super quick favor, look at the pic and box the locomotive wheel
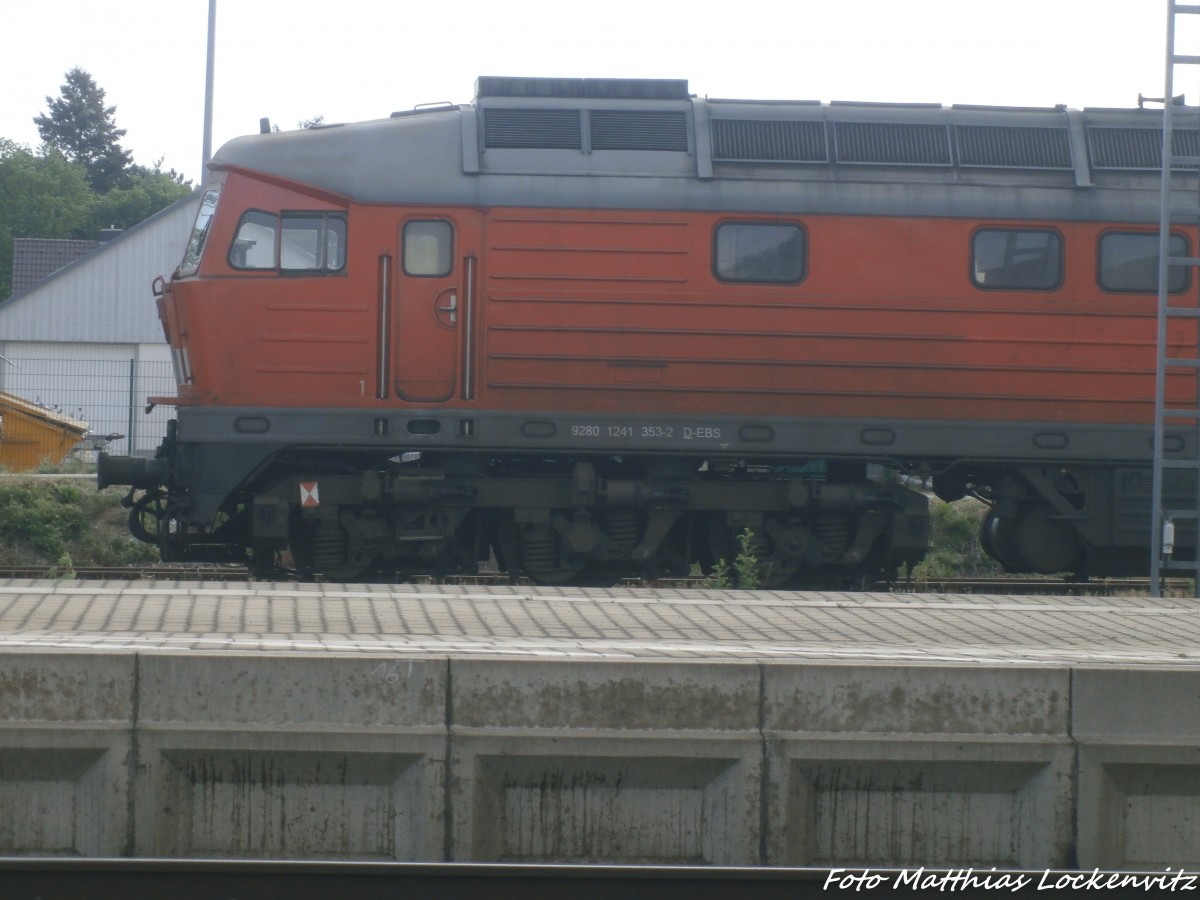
[249,547,284,580]
[980,509,1023,571]
[981,505,1083,574]
[515,522,588,584]
[1011,505,1083,575]
[291,521,373,581]
[129,489,168,545]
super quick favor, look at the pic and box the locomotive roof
[210,77,1190,223]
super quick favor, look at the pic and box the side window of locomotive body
[229,210,278,269]
[179,189,219,275]
[403,220,453,276]
[1099,232,1190,293]
[714,222,806,284]
[971,229,1062,290]
[281,213,347,272]
[229,210,347,272]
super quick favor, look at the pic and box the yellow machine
[0,392,88,472]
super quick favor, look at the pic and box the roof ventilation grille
[476,76,689,101]
[834,122,951,166]
[483,108,582,150]
[1088,126,1200,170]
[711,119,828,162]
[590,110,688,151]
[958,124,1072,169]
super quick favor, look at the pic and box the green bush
[0,481,86,561]
[910,498,1003,580]
[0,477,158,567]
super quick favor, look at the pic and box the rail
[0,565,1184,595]
[0,860,1179,900]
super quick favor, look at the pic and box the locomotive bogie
[199,448,931,585]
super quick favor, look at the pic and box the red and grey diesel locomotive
[99,77,1199,585]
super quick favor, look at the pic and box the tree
[87,161,193,235]
[0,71,194,299]
[0,139,94,299]
[34,67,134,193]
[270,116,325,133]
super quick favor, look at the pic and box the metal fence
[0,358,176,459]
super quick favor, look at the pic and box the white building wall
[0,193,200,344]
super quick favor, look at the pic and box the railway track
[892,575,1190,595]
[0,563,254,581]
[0,860,1170,900]
[0,563,1181,594]
[0,861,829,900]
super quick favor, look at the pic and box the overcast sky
[0,1,1180,186]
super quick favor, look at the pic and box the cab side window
[281,213,347,271]
[229,210,277,269]
[229,210,347,273]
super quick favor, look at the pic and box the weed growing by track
[707,528,763,588]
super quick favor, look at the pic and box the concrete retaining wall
[0,649,1195,867]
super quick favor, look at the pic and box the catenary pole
[201,0,216,181]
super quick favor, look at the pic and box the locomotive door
[392,214,478,402]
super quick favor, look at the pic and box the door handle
[438,293,458,324]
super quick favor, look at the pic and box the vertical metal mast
[1152,1,1200,597]
[201,0,217,181]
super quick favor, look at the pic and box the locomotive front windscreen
[180,188,219,276]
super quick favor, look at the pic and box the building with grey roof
[10,238,98,294]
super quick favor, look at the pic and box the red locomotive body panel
[479,210,1192,425]
[168,196,1193,427]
